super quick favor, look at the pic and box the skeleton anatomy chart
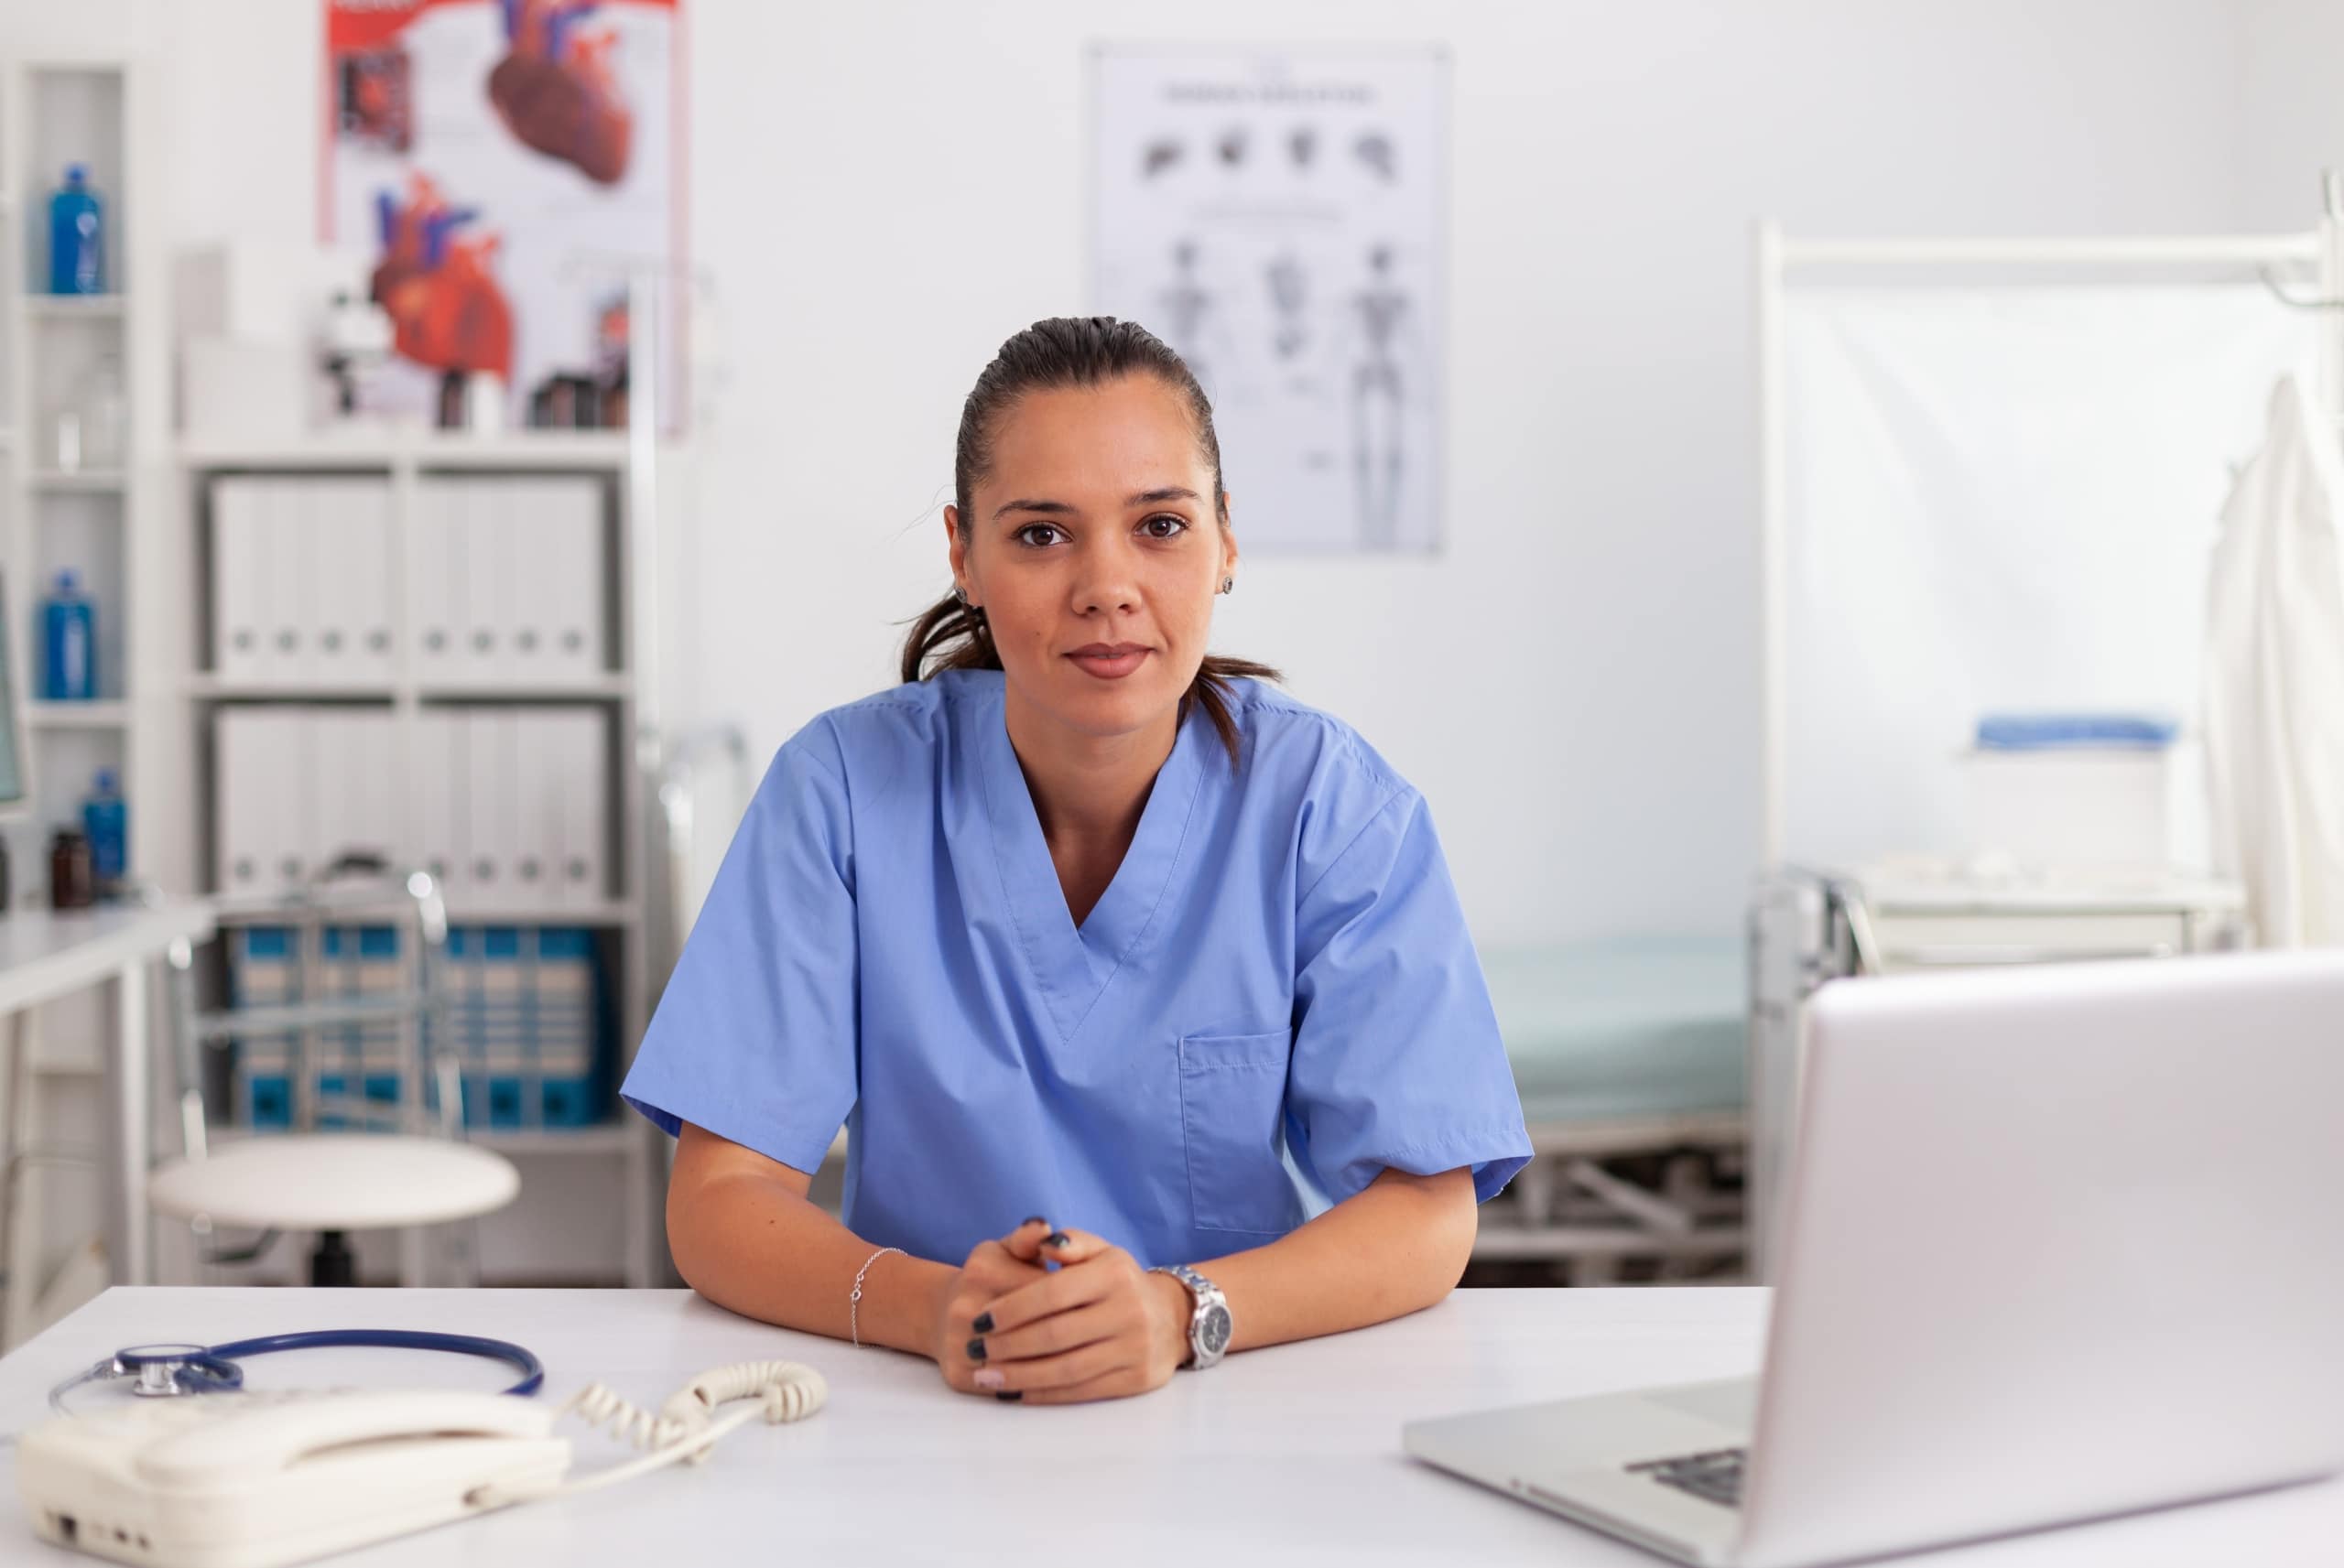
[1091,46,1448,554]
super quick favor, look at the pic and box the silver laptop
[1405,949,2344,1567]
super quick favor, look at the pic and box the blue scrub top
[622,669,1532,1270]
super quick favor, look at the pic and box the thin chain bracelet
[850,1246,904,1347]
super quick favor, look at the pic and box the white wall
[95,0,2280,946]
[2239,0,2344,230]
[670,0,2263,945]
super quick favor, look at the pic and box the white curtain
[1782,286,2317,871]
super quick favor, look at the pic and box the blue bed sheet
[1476,936,1748,1128]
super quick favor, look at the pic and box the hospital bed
[1470,937,1748,1282]
[1747,865,2250,1281]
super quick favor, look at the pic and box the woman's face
[948,373,1238,742]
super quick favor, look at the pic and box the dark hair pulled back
[899,315,1281,769]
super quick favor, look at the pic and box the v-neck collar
[974,675,1208,1044]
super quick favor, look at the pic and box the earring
[953,584,986,624]
[1219,577,1234,595]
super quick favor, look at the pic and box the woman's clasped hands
[929,1217,1194,1404]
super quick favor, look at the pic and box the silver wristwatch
[1150,1262,1232,1370]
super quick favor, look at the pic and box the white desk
[0,902,216,1325]
[0,1286,2336,1565]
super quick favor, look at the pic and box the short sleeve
[1285,787,1532,1207]
[619,722,858,1175]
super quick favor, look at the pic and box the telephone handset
[136,1389,560,1486]
[18,1360,826,1568]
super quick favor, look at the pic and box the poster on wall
[1090,45,1448,554]
[324,0,683,430]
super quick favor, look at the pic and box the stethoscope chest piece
[113,1345,243,1399]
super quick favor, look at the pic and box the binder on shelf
[365,708,403,867]
[308,708,356,876]
[315,925,364,1130]
[211,478,265,684]
[228,926,293,1129]
[411,708,467,900]
[352,478,398,687]
[213,708,266,898]
[411,479,461,687]
[309,477,396,688]
[363,710,402,867]
[557,476,608,683]
[556,709,608,906]
[481,925,531,1127]
[352,924,407,1114]
[514,708,607,908]
[215,708,316,898]
[299,479,346,687]
[444,925,484,1120]
[310,708,400,875]
[463,708,517,899]
[455,481,513,685]
[535,927,605,1125]
[505,481,548,684]
[514,478,605,686]
[272,710,320,891]
[259,480,310,685]
[512,711,557,903]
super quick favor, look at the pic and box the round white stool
[148,1135,518,1286]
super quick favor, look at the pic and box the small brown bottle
[49,828,93,911]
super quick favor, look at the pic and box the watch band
[1151,1263,1232,1370]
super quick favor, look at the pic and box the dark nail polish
[1045,1231,1071,1248]
[995,1390,1024,1402]
[966,1336,987,1362]
[971,1312,994,1335]
[1022,1216,1047,1227]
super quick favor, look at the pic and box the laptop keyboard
[1625,1447,1747,1509]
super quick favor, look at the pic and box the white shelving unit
[0,56,150,901]
[0,53,167,1325]
[168,433,663,1286]
[2,56,675,1290]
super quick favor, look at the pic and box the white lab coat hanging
[2203,375,2344,946]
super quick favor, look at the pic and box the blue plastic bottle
[82,769,126,888]
[42,571,95,701]
[47,164,103,296]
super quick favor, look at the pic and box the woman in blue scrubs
[624,317,1530,1405]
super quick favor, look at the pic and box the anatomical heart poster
[324,0,682,429]
[1091,45,1448,554]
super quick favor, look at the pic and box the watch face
[1200,1305,1232,1356]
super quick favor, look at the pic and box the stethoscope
[47,1331,545,1416]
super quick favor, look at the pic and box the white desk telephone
[16,1360,826,1568]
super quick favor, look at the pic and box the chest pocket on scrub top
[1177,1031,1297,1234]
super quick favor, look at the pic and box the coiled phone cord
[470,1358,829,1508]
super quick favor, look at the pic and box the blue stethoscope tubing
[49,1330,544,1414]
